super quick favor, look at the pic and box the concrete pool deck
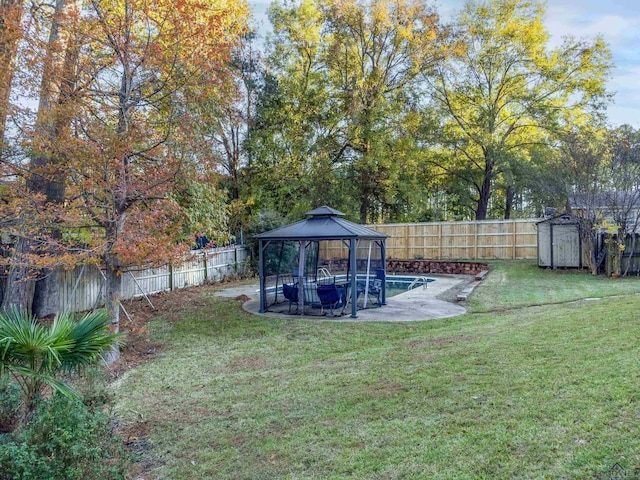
[215,274,470,322]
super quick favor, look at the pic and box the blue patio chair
[367,278,382,306]
[316,284,346,316]
[357,269,384,308]
[368,269,385,306]
[282,283,298,312]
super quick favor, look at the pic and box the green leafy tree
[321,0,444,223]
[171,174,231,246]
[251,0,445,223]
[249,0,330,218]
[425,0,611,220]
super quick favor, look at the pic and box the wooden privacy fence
[58,246,248,313]
[321,219,538,260]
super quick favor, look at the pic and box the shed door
[537,223,551,267]
[553,225,580,267]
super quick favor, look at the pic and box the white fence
[59,246,248,313]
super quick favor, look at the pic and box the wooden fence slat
[318,219,538,261]
[57,246,247,313]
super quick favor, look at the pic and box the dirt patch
[411,354,435,362]
[405,334,481,349]
[226,355,269,372]
[110,281,248,380]
[367,382,407,398]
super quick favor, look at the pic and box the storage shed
[537,214,583,268]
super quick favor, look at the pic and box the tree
[322,0,444,223]
[3,0,84,316]
[1,0,249,360]
[425,0,611,220]
[553,125,640,275]
[249,0,330,218]
[191,31,262,238]
[0,0,25,150]
[60,0,248,361]
[251,0,445,223]
[0,307,120,421]
[206,32,261,202]
[555,126,609,274]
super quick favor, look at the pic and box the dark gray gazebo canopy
[255,206,388,242]
[255,206,388,318]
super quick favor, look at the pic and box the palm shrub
[0,307,120,419]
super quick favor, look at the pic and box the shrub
[0,394,129,480]
[0,307,121,420]
[0,377,21,433]
[74,366,115,414]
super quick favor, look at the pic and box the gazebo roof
[255,206,388,241]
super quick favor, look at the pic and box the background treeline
[240,0,617,224]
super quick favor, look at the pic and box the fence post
[474,222,479,259]
[512,221,517,259]
[405,225,410,260]
[422,224,427,260]
[438,223,443,260]
[203,252,208,282]
[233,246,237,274]
[169,263,174,291]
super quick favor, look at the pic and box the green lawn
[114,261,640,479]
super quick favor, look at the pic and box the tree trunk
[1,236,35,312]
[475,175,492,220]
[32,268,61,318]
[31,0,81,316]
[102,256,121,364]
[359,194,369,224]
[504,186,514,220]
[0,0,25,150]
[6,0,81,315]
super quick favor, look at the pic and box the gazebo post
[297,241,306,315]
[349,238,358,318]
[379,240,387,305]
[258,240,267,313]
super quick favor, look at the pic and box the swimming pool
[331,274,436,298]
[383,275,436,297]
[263,274,436,302]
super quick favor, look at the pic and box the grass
[467,260,640,312]
[113,261,640,479]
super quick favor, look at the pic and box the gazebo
[255,206,388,318]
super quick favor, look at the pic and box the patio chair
[369,269,385,306]
[367,278,382,306]
[316,284,347,316]
[282,283,298,312]
[358,269,384,308]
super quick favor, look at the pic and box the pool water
[265,274,435,299]
[384,276,436,298]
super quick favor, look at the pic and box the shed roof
[255,206,388,241]
[536,212,582,225]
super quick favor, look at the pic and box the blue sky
[249,0,640,128]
